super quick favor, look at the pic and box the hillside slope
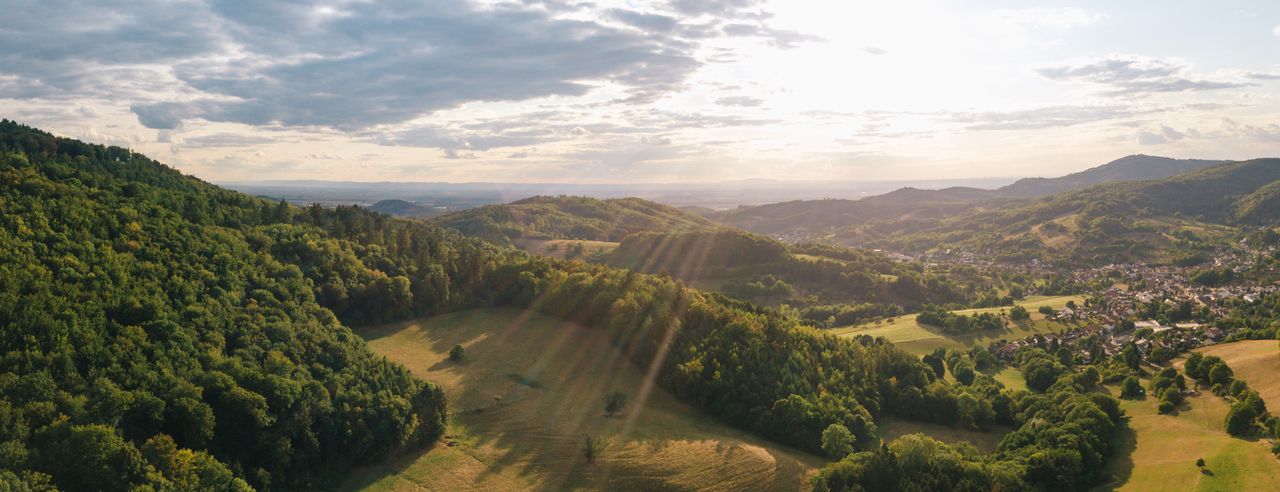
[997,155,1226,197]
[432,195,714,243]
[866,159,1280,263]
[707,155,1233,243]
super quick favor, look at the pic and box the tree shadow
[1097,417,1137,489]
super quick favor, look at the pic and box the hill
[431,195,715,244]
[706,186,1000,236]
[368,198,438,217]
[705,155,1238,250]
[0,120,460,490]
[346,308,822,490]
[865,159,1280,263]
[997,155,1226,197]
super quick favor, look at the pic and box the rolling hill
[431,195,715,244]
[997,155,1226,197]
[707,154,1238,248]
[863,158,1280,263]
[368,198,439,217]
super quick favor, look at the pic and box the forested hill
[431,195,714,243]
[706,154,1227,238]
[0,121,477,490]
[864,158,1280,263]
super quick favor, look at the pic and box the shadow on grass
[1097,417,1137,490]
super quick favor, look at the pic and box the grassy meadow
[829,295,1085,355]
[345,307,823,491]
[1183,340,1280,409]
[1097,381,1280,491]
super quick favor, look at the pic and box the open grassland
[1184,340,1280,410]
[345,307,823,491]
[830,295,1084,355]
[1097,382,1280,491]
[514,239,619,260]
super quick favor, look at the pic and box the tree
[604,391,627,417]
[1196,458,1205,468]
[821,423,855,459]
[1039,305,1055,315]
[449,344,464,362]
[1120,376,1144,399]
[1010,305,1030,321]
[1208,363,1234,387]
[953,362,976,386]
[582,436,601,464]
[1120,343,1141,370]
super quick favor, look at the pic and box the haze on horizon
[3,0,1278,184]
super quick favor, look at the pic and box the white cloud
[1038,54,1252,97]
[1273,25,1280,37]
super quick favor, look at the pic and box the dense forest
[0,121,1131,491]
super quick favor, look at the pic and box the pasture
[346,307,823,491]
[830,295,1085,355]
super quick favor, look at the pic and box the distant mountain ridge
[862,158,1280,264]
[707,154,1234,238]
[997,155,1227,197]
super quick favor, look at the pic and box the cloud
[1242,71,1280,80]
[0,1,707,130]
[714,95,765,107]
[1223,118,1280,142]
[863,46,887,55]
[1038,55,1252,97]
[1135,125,1187,145]
[608,9,679,33]
[1274,25,1280,37]
[945,105,1139,130]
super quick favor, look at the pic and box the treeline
[814,346,1123,491]
[916,305,1007,335]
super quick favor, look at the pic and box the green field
[830,295,1085,355]
[1096,382,1280,491]
[345,307,823,491]
[1184,340,1280,410]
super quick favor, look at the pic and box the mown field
[1096,379,1280,491]
[830,295,1085,355]
[345,307,823,491]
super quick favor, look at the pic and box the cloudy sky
[3,0,1279,183]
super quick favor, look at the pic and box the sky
[2,0,1279,183]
